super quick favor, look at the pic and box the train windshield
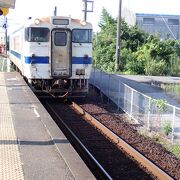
[25,27,50,42]
[72,29,92,43]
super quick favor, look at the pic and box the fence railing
[89,68,180,144]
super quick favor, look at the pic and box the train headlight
[80,20,86,26]
[34,18,40,25]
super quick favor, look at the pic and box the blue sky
[3,0,180,32]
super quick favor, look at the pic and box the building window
[143,18,155,24]
[168,19,179,25]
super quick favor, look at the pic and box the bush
[145,59,170,75]
[162,121,172,136]
[125,59,145,74]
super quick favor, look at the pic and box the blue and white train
[9,16,92,97]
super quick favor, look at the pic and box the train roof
[24,16,92,28]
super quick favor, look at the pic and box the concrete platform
[0,72,95,180]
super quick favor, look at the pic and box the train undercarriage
[28,78,89,98]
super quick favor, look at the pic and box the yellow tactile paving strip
[0,76,24,180]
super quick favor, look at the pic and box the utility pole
[115,0,122,71]
[83,0,87,21]
[82,0,94,21]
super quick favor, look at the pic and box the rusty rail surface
[72,101,174,180]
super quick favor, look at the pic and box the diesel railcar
[9,16,92,97]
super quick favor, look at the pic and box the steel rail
[72,101,174,180]
[45,101,113,180]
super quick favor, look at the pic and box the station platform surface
[0,72,95,180]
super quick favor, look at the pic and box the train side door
[51,29,71,78]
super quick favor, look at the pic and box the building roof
[136,13,180,18]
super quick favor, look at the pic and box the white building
[122,8,180,40]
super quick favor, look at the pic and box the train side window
[54,32,67,46]
[72,29,92,43]
[25,27,50,42]
[25,28,30,41]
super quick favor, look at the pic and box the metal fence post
[171,106,175,144]
[130,89,134,117]
[93,68,95,86]
[118,80,121,111]
[100,70,102,89]
[108,74,110,104]
[100,71,103,103]
[147,97,151,130]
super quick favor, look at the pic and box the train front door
[51,29,71,78]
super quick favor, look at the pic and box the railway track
[40,98,174,179]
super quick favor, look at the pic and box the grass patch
[138,128,180,158]
[157,139,180,158]
[165,144,180,158]
[163,84,180,94]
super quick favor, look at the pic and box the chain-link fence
[89,68,180,144]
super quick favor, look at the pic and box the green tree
[93,8,180,76]
[93,8,116,71]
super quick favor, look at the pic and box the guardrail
[89,68,180,144]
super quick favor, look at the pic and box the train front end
[50,16,93,97]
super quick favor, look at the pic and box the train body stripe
[72,57,92,64]
[10,50,22,59]
[25,57,49,64]
[9,50,92,64]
